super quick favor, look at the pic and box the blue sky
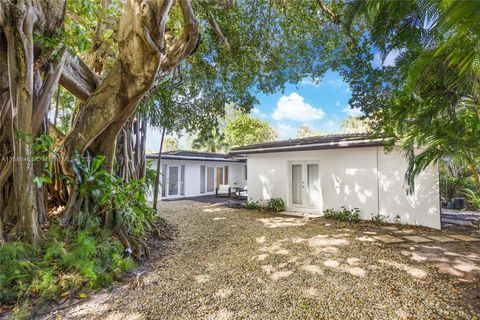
[145,70,361,151]
[250,70,361,140]
[145,51,395,151]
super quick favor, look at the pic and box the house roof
[146,150,245,162]
[229,133,385,155]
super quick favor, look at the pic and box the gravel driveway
[45,200,480,319]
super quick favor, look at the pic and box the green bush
[0,216,135,312]
[266,198,285,212]
[245,199,262,210]
[370,213,389,225]
[245,198,286,212]
[464,189,480,209]
[323,206,360,223]
[0,149,156,317]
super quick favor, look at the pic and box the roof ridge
[230,132,371,151]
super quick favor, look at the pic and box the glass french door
[290,162,322,209]
[206,167,215,192]
[168,166,180,196]
[216,167,224,188]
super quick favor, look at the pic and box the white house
[230,133,441,229]
[147,150,247,200]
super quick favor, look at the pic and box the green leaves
[33,176,53,188]
[224,114,277,148]
[344,0,480,192]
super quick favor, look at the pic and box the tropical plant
[370,213,389,225]
[245,199,262,210]
[266,198,286,213]
[342,0,480,193]
[323,207,360,223]
[463,189,480,210]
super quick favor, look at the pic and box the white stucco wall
[247,146,440,229]
[147,159,246,200]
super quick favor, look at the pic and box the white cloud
[328,78,345,88]
[327,120,337,129]
[342,106,363,117]
[251,107,268,119]
[300,77,321,87]
[272,92,324,122]
[335,99,340,107]
[276,123,297,140]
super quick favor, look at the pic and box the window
[244,165,248,180]
[224,166,229,184]
[200,165,205,193]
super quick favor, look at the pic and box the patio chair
[215,184,231,197]
[238,186,247,199]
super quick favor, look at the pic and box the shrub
[266,198,285,212]
[323,206,360,223]
[370,213,389,225]
[0,216,135,315]
[464,188,480,209]
[245,199,262,210]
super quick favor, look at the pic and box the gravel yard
[45,200,480,319]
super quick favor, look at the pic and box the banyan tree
[0,0,200,252]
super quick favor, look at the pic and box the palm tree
[345,0,480,193]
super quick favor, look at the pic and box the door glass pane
[216,167,223,187]
[224,166,229,184]
[180,165,185,196]
[292,164,303,205]
[207,167,214,192]
[307,164,320,207]
[161,164,167,197]
[200,165,205,193]
[168,166,179,196]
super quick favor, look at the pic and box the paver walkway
[374,233,479,244]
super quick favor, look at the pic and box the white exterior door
[289,162,322,212]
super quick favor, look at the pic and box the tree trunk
[1,0,66,243]
[62,0,199,174]
[3,1,40,244]
[153,127,166,210]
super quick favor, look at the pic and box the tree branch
[59,53,100,101]
[161,0,200,72]
[315,0,341,24]
[207,13,231,51]
[33,52,66,135]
